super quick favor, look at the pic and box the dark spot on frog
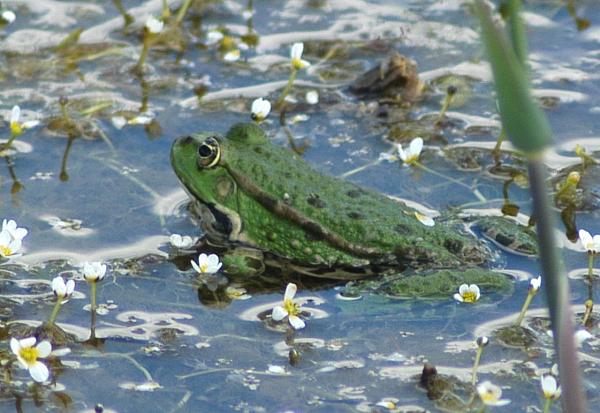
[346,189,363,198]
[181,135,194,145]
[444,238,464,255]
[348,211,364,220]
[395,224,411,234]
[307,193,326,208]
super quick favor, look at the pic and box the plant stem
[492,129,506,165]
[436,92,454,124]
[276,68,298,109]
[47,299,63,326]
[515,291,534,326]
[528,158,586,413]
[582,253,595,325]
[175,0,193,25]
[2,132,18,151]
[542,398,552,413]
[471,346,483,386]
[134,33,150,74]
[90,281,97,339]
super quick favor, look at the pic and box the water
[0,0,599,411]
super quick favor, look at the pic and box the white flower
[477,381,510,406]
[169,234,194,249]
[476,336,489,347]
[242,10,254,20]
[190,253,222,274]
[83,261,107,282]
[225,286,251,300]
[290,42,310,70]
[2,219,28,241]
[414,212,434,227]
[0,230,21,258]
[145,16,164,34]
[397,137,423,165]
[52,276,75,300]
[271,283,305,329]
[578,229,600,254]
[251,98,271,122]
[128,115,153,125]
[540,374,561,400]
[453,284,480,303]
[206,30,224,45]
[529,276,541,293]
[378,152,398,162]
[2,10,15,23]
[305,90,319,105]
[10,337,52,382]
[9,105,40,136]
[111,116,127,130]
[223,49,241,62]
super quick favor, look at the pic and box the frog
[170,123,521,283]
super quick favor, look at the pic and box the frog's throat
[221,161,380,258]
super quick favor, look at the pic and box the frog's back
[223,124,486,269]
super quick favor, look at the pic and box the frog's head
[170,123,268,240]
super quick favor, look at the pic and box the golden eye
[197,137,221,169]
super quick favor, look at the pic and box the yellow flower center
[461,291,478,303]
[283,299,300,316]
[405,154,419,165]
[0,245,12,257]
[480,390,496,404]
[10,122,23,137]
[199,263,208,273]
[291,58,304,70]
[19,347,39,366]
[220,36,235,51]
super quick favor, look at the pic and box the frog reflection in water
[170,123,506,281]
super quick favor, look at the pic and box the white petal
[170,234,183,247]
[288,315,305,330]
[10,338,20,355]
[12,228,27,240]
[2,10,16,23]
[8,238,21,255]
[129,115,153,125]
[36,340,52,358]
[575,330,592,346]
[0,230,11,246]
[223,50,240,62]
[415,212,435,227]
[20,337,36,348]
[397,144,407,162]
[65,279,75,295]
[458,284,469,295]
[291,42,304,60]
[541,374,557,395]
[111,116,127,130]
[593,235,600,250]
[206,31,224,45]
[453,293,464,302]
[52,277,66,295]
[10,105,20,123]
[22,120,40,129]
[29,362,49,382]
[409,137,423,156]
[305,90,319,105]
[284,283,297,301]
[530,276,541,291]
[579,229,593,247]
[471,284,481,299]
[190,259,201,273]
[145,17,164,34]
[271,306,288,321]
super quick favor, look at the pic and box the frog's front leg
[222,246,266,277]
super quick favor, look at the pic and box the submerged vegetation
[0,0,599,411]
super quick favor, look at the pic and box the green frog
[170,123,526,285]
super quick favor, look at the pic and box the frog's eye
[197,137,221,169]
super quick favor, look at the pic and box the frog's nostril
[180,135,194,145]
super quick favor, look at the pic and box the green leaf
[474,0,552,154]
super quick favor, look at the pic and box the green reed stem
[2,132,18,151]
[436,89,455,124]
[162,0,171,20]
[47,299,63,326]
[134,32,150,74]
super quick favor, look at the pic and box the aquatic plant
[540,374,561,413]
[10,337,52,383]
[250,98,271,123]
[477,381,510,408]
[1,105,40,151]
[271,283,306,330]
[48,276,76,327]
[83,261,107,340]
[453,284,480,303]
[471,336,488,386]
[474,0,587,410]
[514,276,541,326]
[190,253,222,275]
[276,42,311,108]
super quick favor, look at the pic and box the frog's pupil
[198,144,213,157]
